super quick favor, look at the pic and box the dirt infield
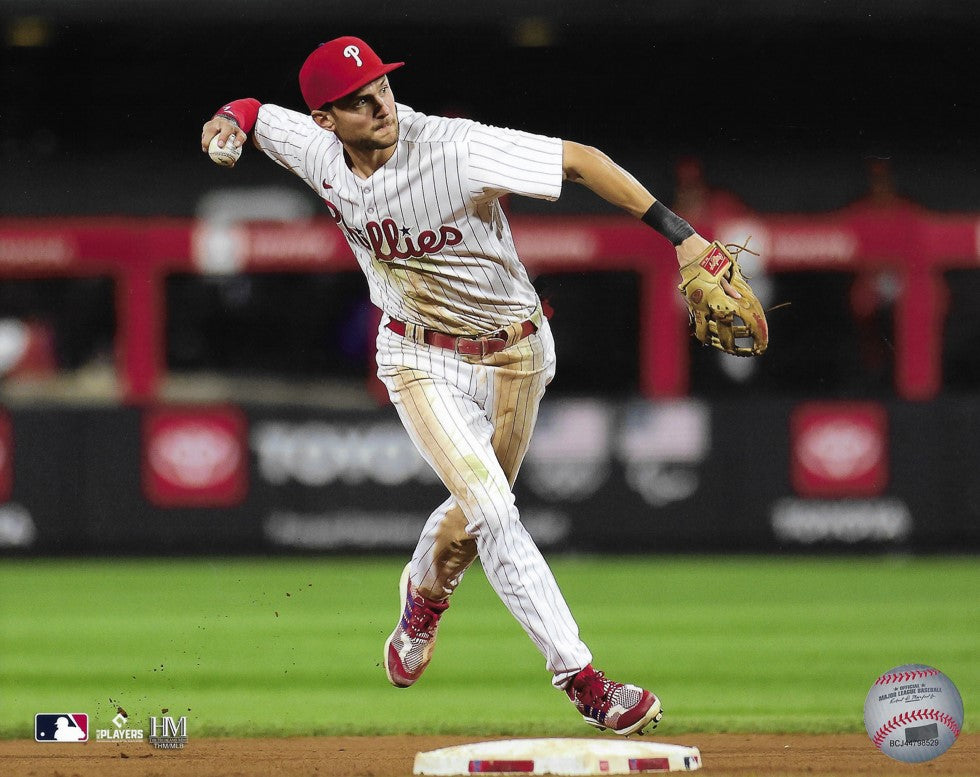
[1,733,976,776]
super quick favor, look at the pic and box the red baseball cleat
[566,665,664,736]
[384,563,449,688]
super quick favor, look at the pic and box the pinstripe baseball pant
[376,314,592,688]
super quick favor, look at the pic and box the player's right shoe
[565,665,663,736]
[384,563,450,688]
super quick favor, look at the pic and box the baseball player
[200,36,765,736]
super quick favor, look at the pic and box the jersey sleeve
[253,103,330,180]
[466,123,564,202]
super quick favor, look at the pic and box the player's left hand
[677,238,769,356]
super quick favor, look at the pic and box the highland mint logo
[149,715,187,749]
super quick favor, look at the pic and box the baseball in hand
[864,663,964,763]
[208,134,242,167]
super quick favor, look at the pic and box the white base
[413,737,702,775]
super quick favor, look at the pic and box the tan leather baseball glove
[678,240,768,356]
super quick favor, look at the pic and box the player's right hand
[201,116,247,154]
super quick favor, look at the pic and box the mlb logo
[35,713,88,742]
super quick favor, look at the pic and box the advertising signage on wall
[142,406,249,508]
[0,399,976,554]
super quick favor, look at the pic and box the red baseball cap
[299,37,404,110]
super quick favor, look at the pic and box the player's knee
[463,498,522,539]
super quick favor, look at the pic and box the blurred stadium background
[0,0,977,743]
[0,0,978,553]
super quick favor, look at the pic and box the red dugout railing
[0,210,977,402]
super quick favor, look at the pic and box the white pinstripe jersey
[254,103,564,335]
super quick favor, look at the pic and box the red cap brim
[307,61,405,109]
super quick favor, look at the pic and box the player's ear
[311,110,335,131]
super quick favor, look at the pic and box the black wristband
[641,201,695,246]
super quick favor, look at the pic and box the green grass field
[0,556,975,739]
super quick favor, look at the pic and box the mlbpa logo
[35,713,88,742]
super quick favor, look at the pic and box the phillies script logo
[365,219,462,261]
[698,247,730,276]
[791,402,888,497]
[321,199,462,262]
[142,407,247,507]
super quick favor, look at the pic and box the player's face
[315,77,398,152]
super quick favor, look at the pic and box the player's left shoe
[384,563,450,688]
[565,664,663,736]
